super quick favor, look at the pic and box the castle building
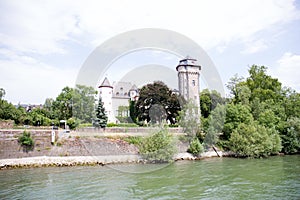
[98,78,139,123]
[99,56,201,123]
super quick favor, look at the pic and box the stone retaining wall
[77,127,184,134]
[0,120,14,129]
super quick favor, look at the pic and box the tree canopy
[202,65,300,156]
[135,81,183,124]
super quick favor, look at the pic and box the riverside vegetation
[0,65,300,160]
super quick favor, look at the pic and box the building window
[192,80,195,86]
[116,92,119,96]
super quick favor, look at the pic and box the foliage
[72,85,97,123]
[204,104,226,146]
[52,86,74,120]
[129,100,138,123]
[93,97,107,128]
[135,81,183,124]
[138,128,177,163]
[229,123,282,157]
[246,65,282,102]
[0,88,5,100]
[223,103,253,140]
[18,131,34,150]
[200,89,226,118]
[123,136,143,145]
[67,118,80,130]
[280,117,300,154]
[187,137,204,156]
[178,100,200,140]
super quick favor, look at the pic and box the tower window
[192,80,195,86]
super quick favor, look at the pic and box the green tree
[72,85,97,123]
[94,97,107,128]
[280,117,300,154]
[222,103,253,140]
[129,100,138,123]
[0,99,24,124]
[229,123,282,157]
[200,89,225,118]
[246,65,283,102]
[0,88,5,100]
[178,100,200,141]
[204,104,226,146]
[52,86,74,120]
[135,81,183,124]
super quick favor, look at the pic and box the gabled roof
[98,77,113,88]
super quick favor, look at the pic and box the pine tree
[94,97,108,128]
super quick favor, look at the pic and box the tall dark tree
[135,81,183,124]
[129,100,138,123]
[94,97,107,128]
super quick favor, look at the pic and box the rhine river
[0,155,299,199]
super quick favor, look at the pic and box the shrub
[67,118,80,130]
[188,137,204,156]
[123,136,142,145]
[139,128,177,163]
[229,123,282,157]
[18,131,34,151]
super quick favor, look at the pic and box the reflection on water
[0,155,299,199]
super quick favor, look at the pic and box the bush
[188,137,204,156]
[139,128,177,163]
[229,123,282,157]
[123,136,142,145]
[18,131,34,151]
[67,118,80,130]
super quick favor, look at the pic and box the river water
[0,155,299,199]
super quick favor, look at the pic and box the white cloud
[0,50,78,104]
[272,52,300,91]
[0,0,299,54]
[0,0,299,103]
[241,39,269,54]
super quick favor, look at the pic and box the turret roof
[98,77,113,88]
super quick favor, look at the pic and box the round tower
[176,56,201,110]
[98,77,116,123]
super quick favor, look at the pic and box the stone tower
[98,77,116,123]
[176,56,201,109]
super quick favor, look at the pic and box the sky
[0,0,300,104]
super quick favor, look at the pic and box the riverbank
[0,129,226,169]
[0,150,226,169]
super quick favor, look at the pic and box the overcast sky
[0,0,300,104]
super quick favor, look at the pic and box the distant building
[99,56,201,123]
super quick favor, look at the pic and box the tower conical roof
[98,77,113,88]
